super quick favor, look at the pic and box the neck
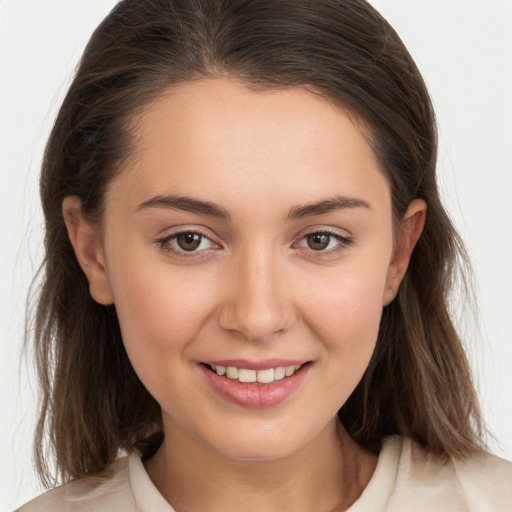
[145,418,377,512]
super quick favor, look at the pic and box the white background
[1,0,511,509]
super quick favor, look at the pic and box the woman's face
[76,79,416,461]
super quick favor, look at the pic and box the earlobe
[383,199,427,306]
[62,196,114,305]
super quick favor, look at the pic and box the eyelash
[154,229,218,258]
[295,229,354,254]
[154,229,353,258]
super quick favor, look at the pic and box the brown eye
[156,230,217,256]
[306,233,331,251]
[297,231,352,253]
[176,232,203,251]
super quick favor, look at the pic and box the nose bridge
[219,243,294,341]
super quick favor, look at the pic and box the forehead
[109,78,390,216]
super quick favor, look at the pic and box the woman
[17,0,512,510]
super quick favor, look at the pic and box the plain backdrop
[1,0,511,509]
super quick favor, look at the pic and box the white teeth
[285,366,296,377]
[274,367,286,381]
[256,368,275,383]
[238,369,257,383]
[213,364,303,383]
[226,366,239,379]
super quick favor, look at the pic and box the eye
[297,231,352,252]
[156,230,218,254]
[174,232,208,252]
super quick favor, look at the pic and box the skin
[64,79,426,512]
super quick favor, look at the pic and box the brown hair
[31,0,484,486]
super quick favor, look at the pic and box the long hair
[31,0,484,486]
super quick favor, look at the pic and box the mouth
[200,360,312,408]
[203,362,306,384]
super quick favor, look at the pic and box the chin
[203,421,316,462]
[216,440,296,462]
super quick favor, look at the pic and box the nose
[218,248,295,342]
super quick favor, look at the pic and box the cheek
[303,258,387,331]
[297,259,388,382]
[107,257,224,411]
[106,252,218,366]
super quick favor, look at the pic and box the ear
[382,198,427,306]
[62,196,114,305]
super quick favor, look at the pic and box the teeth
[226,366,239,379]
[256,368,275,384]
[285,366,296,377]
[211,364,303,384]
[274,367,285,381]
[238,369,257,383]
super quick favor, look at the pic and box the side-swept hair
[31,0,484,486]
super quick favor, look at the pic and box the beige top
[18,437,512,511]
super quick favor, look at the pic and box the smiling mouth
[203,363,307,384]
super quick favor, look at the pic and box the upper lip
[202,359,309,370]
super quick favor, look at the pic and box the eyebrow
[287,195,371,219]
[137,193,370,220]
[137,194,231,219]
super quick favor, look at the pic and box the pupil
[177,233,201,251]
[308,233,330,250]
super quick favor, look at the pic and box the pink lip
[200,361,311,408]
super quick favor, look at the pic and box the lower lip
[200,364,310,408]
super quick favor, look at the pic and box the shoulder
[390,436,512,511]
[17,456,136,512]
[451,444,512,510]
